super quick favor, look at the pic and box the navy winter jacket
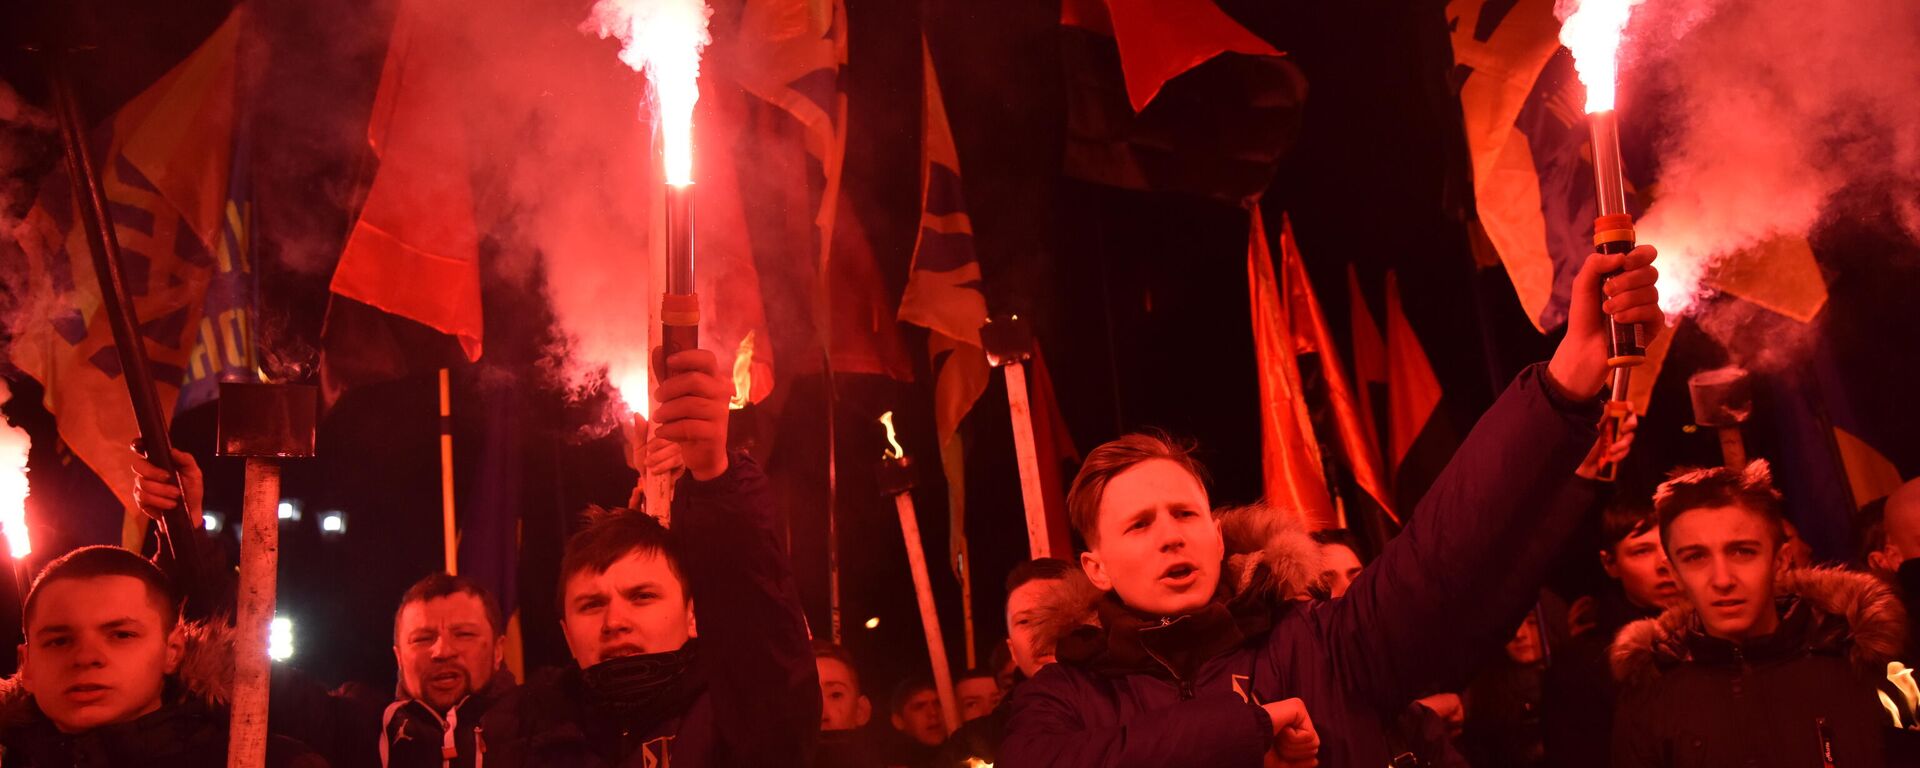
[1001,363,1603,768]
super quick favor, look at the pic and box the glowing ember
[879,411,906,461]
[729,331,755,410]
[583,0,713,186]
[1556,0,1644,113]
[964,760,994,768]
[0,382,31,558]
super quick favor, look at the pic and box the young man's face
[890,688,947,746]
[394,593,502,713]
[815,656,870,731]
[20,576,183,733]
[1080,460,1222,617]
[1666,504,1784,642]
[1318,543,1364,599]
[1602,527,1681,612]
[561,550,694,667]
[956,676,1001,722]
[1004,579,1062,678]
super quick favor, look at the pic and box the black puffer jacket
[1610,567,1907,768]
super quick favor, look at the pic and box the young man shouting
[1001,246,1663,768]
[1610,461,1903,767]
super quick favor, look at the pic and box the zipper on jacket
[1143,618,1195,700]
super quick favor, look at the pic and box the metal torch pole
[650,183,698,525]
[1588,109,1642,482]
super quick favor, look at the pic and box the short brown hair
[1654,460,1786,547]
[394,572,504,641]
[25,546,179,632]
[558,506,684,607]
[1004,557,1079,593]
[1066,431,1210,548]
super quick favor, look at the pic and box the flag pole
[439,369,458,574]
[41,43,204,585]
[982,315,1050,559]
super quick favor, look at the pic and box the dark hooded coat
[1609,567,1906,768]
[0,621,329,768]
[477,453,818,768]
[1000,363,1605,768]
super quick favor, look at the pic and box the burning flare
[880,411,906,461]
[583,0,714,185]
[614,369,651,418]
[1556,0,1645,114]
[729,331,755,410]
[0,382,32,558]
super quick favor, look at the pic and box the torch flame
[0,382,31,559]
[879,411,906,461]
[583,0,714,186]
[1556,0,1644,113]
[729,331,755,410]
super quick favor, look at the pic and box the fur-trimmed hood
[1032,501,1325,661]
[1610,567,1907,693]
[0,618,235,734]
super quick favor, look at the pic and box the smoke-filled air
[1622,0,1920,318]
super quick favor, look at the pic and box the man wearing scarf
[479,348,819,767]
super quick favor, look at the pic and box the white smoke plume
[1625,0,1920,316]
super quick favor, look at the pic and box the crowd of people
[2,246,1912,767]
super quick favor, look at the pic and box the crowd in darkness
[4,246,1915,768]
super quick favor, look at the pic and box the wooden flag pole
[439,369,457,574]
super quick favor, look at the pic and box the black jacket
[1610,567,1907,768]
[478,454,818,767]
[0,622,329,768]
[1542,589,1660,768]
[380,670,517,768]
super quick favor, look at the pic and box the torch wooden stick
[229,458,279,768]
[982,315,1051,559]
[217,382,318,768]
[879,413,961,731]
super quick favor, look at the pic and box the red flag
[326,0,483,364]
[1247,207,1336,529]
[1278,218,1394,523]
[1063,0,1280,111]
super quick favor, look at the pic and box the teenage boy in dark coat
[1000,246,1664,768]
[1610,461,1905,768]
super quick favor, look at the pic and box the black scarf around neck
[580,639,706,726]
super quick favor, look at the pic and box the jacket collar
[1610,567,1909,692]
[1059,594,1249,681]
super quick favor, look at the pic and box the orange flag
[1063,0,1281,111]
